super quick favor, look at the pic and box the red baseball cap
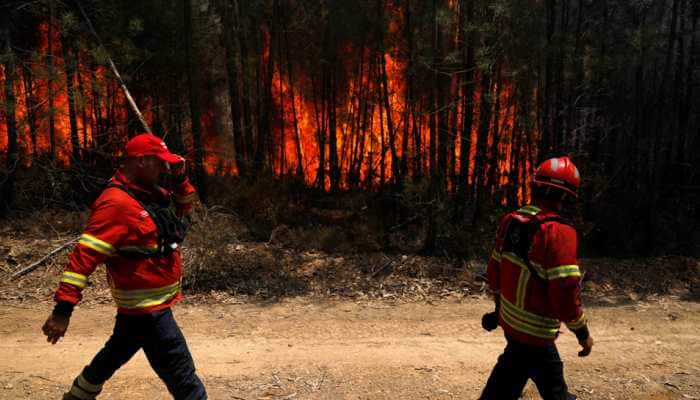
[125,133,182,164]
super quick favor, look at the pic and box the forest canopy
[0,0,698,256]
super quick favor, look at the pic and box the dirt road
[0,297,698,399]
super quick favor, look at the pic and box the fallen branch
[370,258,395,279]
[11,237,79,278]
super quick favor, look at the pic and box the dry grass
[0,207,697,305]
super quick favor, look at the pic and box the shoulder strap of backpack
[508,208,571,281]
[106,183,165,233]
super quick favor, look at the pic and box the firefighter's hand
[578,336,594,357]
[170,156,187,178]
[481,312,499,332]
[42,314,70,344]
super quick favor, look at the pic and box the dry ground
[0,296,698,400]
[1,213,698,400]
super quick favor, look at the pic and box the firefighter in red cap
[479,156,593,400]
[41,133,206,399]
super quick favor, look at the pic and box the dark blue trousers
[81,308,206,400]
[480,336,576,400]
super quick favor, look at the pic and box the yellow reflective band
[517,205,541,216]
[516,268,530,309]
[69,374,103,400]
[79,234,115,256]
[111,281,180,300]
[547,265,581,280]
[69,386,96,400]
[500,296,560,327]
[491,250,502,262]
[76,374,103,393]
[60,271,88,289]
[500,305,559,339]
[502,252,547,280]
[111,282,180,309]
[118,245,159,255]
[112,286,178,302]
[174,193,197,204]
[113,288,179,309]
[566,313,587,330]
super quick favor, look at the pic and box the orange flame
[1,9,536,204]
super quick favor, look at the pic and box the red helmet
[533,156,580,197]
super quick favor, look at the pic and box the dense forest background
[0,0,698,257]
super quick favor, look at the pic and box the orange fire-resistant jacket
[487,204,589,346]
[54,171,197,315]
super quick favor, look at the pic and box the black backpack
[107,184,188,258]
[502,210,570,280]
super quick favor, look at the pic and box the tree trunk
[412,105,421,179]
[436,15,449,192]
[378,0,398,185]
[459,0,475,195]
[541,0,556,157]
[508,124,522,207]
[487,64,503,192]
[89,64,103,150]
[378,72,386,187]
[62,40,81,163]
[254,2,276,176]
[400,0,413,180]
[428,0,438,180]
[357,57,373,187]
[48,0,56,159]
[284,23,304,180]
[379,52,398,186]
[367,101,375,189]
[234,0,254,175]
[680,0,698,167]
[670,0,687,166]
[553,0,569,153]
[218,0,245,176]
[349,48,366,188]
[320,14,339,192]
[2,21,18,214]
[472,68,493,225]
[76,59,89,149]
[21,62,38,157]
[184,0,207,199]
[589,0,608,165]
[568,0,584,152]
[328,62,340,192]
[311,72,326,190]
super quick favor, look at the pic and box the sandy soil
[0,297,698,400]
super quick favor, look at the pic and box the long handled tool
[74,0,152,134]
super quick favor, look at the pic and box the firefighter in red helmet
[479,156,593,400]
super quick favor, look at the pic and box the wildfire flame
[1,7,535,203]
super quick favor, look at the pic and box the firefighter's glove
[481,312,499,332]
[170,156,188,184]
[578,335,594,357]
